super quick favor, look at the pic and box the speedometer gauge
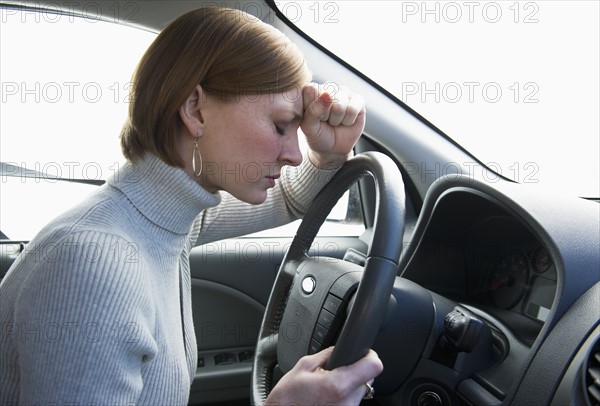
[488,251,529,309]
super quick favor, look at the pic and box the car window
[0,10,156,240]
[246,181,365,238]
[277,0,600,198]
[0,7,364,241]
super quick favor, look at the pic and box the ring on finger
[363,383,375,400]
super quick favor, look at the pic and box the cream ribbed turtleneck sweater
[0,153,336,404]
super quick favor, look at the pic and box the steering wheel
[251,151,406,404]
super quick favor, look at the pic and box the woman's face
[196,87,305,204]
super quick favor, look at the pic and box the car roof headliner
[1,0,276,32]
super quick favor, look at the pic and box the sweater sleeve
[194,157,338,245]
[13,231,157,404]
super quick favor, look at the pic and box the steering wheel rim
[251,151,406,404]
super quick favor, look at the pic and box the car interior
[0,1,599,405]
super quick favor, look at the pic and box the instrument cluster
[466,216,557,328]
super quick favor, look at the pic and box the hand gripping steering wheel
[251,151,406,404]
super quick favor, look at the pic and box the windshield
[278,0,599,198]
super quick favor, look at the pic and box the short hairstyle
[120,7,311,166]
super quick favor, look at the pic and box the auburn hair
[120,7,310,166]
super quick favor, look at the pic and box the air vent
[586,338,600,406]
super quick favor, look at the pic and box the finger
[341,93,366,127]
[311,91,333,121]
[309,349,381,402]
[302,83,319,112]
[303,83,332,123]
[347,380,374,403]
[301,87,333,139]
[320,105,331,123]
[330,349,383,389]
[294,346,334,371]
[326,87,350,127]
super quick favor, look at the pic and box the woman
[0,7,382,404]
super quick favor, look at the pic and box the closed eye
[274,124,286,136]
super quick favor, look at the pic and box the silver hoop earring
[192,138,203,177]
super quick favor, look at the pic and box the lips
[265,174,280,187]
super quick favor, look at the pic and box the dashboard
[401,187,558,347]
[386,175,599,405]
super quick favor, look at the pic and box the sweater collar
[107,153,221,235]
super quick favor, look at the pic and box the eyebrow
[277,108,303,123]
[272,97,303,122]
[292,110,303,122]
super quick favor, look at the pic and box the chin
[234,189,268,205]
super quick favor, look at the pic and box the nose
[279,130,303,167]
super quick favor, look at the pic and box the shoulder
[16,229,147,300]
[9,183,153,288]
[13,187,149,302]
[26,183,146,252]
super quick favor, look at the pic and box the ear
[179,84,206,137]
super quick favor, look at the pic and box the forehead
[275,88,304,120]
[244,88,304,120]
